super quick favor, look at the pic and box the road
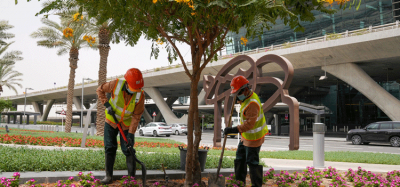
[136,129,400,154]
[2,124,399,154]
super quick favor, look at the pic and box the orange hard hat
[124,68,144,92]
[230,75,249,94]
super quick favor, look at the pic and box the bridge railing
[4,21,399,99]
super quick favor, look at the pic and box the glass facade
[226,0,396,54]
[291,81,400,130]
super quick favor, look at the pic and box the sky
[0,0,193,98]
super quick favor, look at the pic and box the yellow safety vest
[240,92,268,141]
[105,79,143,127]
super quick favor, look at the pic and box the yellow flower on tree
[73,13,81,21]
[153,0,157,3]
[240,36,248,46]
[63,28,74,38]
[156,38,164,45]
[83,35,96,45]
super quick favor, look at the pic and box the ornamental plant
[25,178,43,187]
[323,166,339,179]
[226,173,245,187]
[152,181,166,187]
[0,172,19,187]
[120,176,139,187]
[274,171,298,187]
[77,172,102,187]
[56,176,75,187]
[263,168,275,183]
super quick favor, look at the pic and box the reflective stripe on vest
[240,92,268,141]
[105,79,142,126]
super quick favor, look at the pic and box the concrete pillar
[198,89,207,105]
[19,115,23,124]
[143,87,187,124]
[40,99,55,121]
[32,101,43,117]
[26,115,30,124]
[323,63,400,121]
[143,109,152,124]
[315,115,321,123]
[7,115,10,124]
[13,115,16,124]
[34,115,37,125]
[73,96,82,110]
[155,97,178,122]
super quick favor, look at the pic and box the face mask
[237,94,246,101]
[126,85,135,94]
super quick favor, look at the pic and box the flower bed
[0,134,237,151]
[3,167,400,187]
[0,128,54,133]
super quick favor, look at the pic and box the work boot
[234,160,247,186]
[101,153,116,184]
[126,155,136,177]
[249,164,263,187]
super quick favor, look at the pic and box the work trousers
[104,122,135,156]
[235,141,261,166]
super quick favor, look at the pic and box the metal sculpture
[203,54,299,150]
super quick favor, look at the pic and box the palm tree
[0,64,23,95]
[31,16,97,133]
[0,42,23,66]
[94,21,113,136]
[0,20,15,46]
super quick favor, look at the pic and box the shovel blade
[208,173,225,187]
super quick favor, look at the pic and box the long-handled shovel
[209,96,237,187]
[110,112,147,186]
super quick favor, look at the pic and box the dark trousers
[104,122,135,156]
[235,141,261,166]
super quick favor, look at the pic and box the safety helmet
[230,75,249,94]
[124,68,144,92]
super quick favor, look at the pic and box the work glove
[224,127,239,135]
[104,102,114,115]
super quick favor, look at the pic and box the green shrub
[28,121,80,126]
[326,33,342,40]
[283,42,292,49]
[0,146,238,172]
[155,68,161,72]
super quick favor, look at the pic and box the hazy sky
[0,0,193,98]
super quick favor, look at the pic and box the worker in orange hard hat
[96,68,145,184]
[224,75,268,187]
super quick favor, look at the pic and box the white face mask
[126,85,135,94]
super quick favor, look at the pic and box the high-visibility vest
[240,92,268,141]
[105,79,143,127]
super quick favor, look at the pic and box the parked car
[138,122,173,137]
[346,121,400,147]
[170,123,187,135]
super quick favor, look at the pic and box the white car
[138,122,173,137]
[171,123,187,135]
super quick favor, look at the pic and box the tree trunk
[185,58,203,186]
[65,47,79,133]
[184,79,195,186]
[192,74,202,184]
[96,26,110,136]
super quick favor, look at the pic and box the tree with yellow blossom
[31,12,97,133]
[33,0,361,185]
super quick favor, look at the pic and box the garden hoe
[209,96,237,187]
[110,112,147,186]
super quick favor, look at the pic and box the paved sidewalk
[265,135,346,142]
[262,158,397,173]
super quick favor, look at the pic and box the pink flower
[153,182,160,186]
[13,172,20,178]
[78,172,83,176]
[69,176,74,180]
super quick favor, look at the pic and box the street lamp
[23,87,34,129]
[81,78,92,129]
